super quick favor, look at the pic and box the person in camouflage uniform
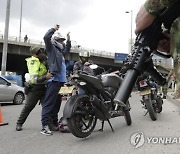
[135,0,180,98]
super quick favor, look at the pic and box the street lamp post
[1,0,11,75]
[125,10,133,53]
[19,0,23,42]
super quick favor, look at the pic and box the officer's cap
[30,46,43,55]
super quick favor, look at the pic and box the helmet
[30,46,43,55]
[79,51,90,64]
[79,51,90,58]
[53,32,66,41]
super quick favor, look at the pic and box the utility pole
[1,0,11,75]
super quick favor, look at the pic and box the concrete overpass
[0,35,123,75]
[0,35,172,76]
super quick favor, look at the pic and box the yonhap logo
[130,132,180,148]
[130,132,145,148]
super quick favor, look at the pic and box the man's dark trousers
[41,81,63,127]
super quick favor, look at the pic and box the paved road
[1,92,180,154]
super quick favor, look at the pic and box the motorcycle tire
[144,97,157,121]
[67,94,97,138]
[157,106,162,113]
[156,96,163,113]
[123,101,132,126]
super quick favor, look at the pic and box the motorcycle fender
[157,95,163,106]
[143,94,150,100]
[63,95,79,118]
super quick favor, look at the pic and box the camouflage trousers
[170,17,180,98]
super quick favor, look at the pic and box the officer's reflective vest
[26,56,47,84]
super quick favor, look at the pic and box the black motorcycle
[63,70,131,138]
[137,76,163,121]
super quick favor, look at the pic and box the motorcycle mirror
[89,64,98,69]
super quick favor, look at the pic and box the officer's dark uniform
[16,47,48,131]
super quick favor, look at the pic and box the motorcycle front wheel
[123,101,132,126]
[156,96,163,113]
[144,97,157,121]
[67,94,97,138]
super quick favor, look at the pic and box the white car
[0,76,25,104]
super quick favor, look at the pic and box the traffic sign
[114,53,128,61]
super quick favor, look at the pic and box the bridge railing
[0,34,44,45]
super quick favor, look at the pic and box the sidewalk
[167,92,180,107]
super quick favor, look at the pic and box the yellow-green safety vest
[26,56,47,84]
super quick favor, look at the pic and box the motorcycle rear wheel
[144,97,157,121]
[67,94,97,138]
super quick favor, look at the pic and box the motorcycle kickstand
[107,119,114,132]
[99,121,104,132]
[144,110,148,116]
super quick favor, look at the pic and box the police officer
[135,0,180,98]
[16,46,52,131]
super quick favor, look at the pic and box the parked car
[0,76,25,105]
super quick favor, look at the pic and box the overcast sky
[0,0,146,53]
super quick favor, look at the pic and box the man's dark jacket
[43,28,71,75]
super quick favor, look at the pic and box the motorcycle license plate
[59,86,74,95]
[139,89,151,96]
